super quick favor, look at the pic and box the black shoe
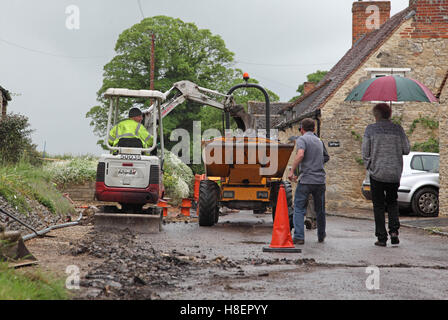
[375,240,387,247]
[390,233,399,245]
[305,219,312,230]
[293,238,305,245]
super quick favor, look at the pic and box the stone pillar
[438,82,448,216]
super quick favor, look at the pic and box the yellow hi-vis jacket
[108,119,153,148]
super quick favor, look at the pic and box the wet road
[142,211,448,299]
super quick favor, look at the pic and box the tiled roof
[252,114,284,129]
[247,101,289,115]
[277,7,413,128]
[280,80,331,113]
[247,101,290,129]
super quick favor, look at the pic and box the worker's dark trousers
[370,176,401,241]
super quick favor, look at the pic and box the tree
[86,16,278,149]
[289,70,328,102]
[0,113,41,165]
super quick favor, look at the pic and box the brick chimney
[403,0,448,38]
[303,82,316,95]
[352,1,391,45]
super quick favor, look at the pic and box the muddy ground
[23,207,448,300]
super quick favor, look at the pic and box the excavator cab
[94,88,166,213]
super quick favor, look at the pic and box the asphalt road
[144,211,448,300]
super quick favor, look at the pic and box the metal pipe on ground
[0,206,83,264]
[22,211,83,241]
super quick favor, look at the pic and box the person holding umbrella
[362,103,410,247]
[346,75,437,246]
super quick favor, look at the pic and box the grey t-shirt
[296,132,326,184]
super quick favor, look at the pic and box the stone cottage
[276,0,448,213]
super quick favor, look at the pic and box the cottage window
[365,67,411,78]
[364,68,411,104]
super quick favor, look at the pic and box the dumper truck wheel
[271,181,293,230]
[198,180,219,226]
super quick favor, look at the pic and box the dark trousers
[370,176,400,241]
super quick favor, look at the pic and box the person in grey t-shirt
[362,103,410,247]
[288,118,326,245]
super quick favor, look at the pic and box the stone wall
[60,181,96,202]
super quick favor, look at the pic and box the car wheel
[411,187,439,217]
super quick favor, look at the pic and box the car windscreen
[410,155,439,173]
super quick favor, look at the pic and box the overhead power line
[137,0,145,19]
[0,36,109,60]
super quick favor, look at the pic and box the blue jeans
[293,183,326,240]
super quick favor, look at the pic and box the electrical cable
[0,36,109,60]
[137,0,145,19]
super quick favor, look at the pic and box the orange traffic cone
[263,184,301,253]
[157,200,170,217]
[181,198,192,217]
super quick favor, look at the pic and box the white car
[361,152,439,217]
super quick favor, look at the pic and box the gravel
[70,229,245,300]
[68,225,321,300]
[0,196,70,235]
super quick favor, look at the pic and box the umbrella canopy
[345,75,438,103]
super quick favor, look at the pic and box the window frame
[364,68,411,104]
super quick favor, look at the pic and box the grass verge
[0,263,69,300]
[0,161,75,215]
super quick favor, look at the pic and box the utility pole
[150,33,155,91]
[42,141,46,159]
[150,33,155,105]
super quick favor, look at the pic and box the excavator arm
[143,80,254,132]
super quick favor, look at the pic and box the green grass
[0,161,75,215]
[0,263,69,300]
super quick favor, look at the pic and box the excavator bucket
[0,230,37,265]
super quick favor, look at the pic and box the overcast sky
[0,0,409,156]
